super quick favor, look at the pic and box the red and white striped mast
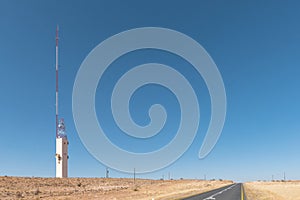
[55,26,68,178]
[55,25,59,138]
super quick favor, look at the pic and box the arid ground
[0,176,232,200]
[244,181,300,200]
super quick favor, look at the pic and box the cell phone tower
[55,26,69,178]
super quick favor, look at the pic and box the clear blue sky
[0,0,300,182]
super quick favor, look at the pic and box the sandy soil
[0,176,232,200]
[244,181,300,200]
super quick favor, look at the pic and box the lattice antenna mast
[56,25,59,138]
[55,26,67,138]
[55,25,68,178]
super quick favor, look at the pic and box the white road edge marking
[203,183,238,200]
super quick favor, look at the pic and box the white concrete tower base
[56,137,68,178]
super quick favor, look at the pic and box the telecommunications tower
[55,26,69,178]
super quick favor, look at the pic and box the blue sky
[0,0,300,182]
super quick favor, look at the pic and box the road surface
[182,183,246,200]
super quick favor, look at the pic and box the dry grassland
[0,176,232,200]
[244,181,300,200]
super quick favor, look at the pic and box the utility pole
[133,168,136,184]
[284,172,286,181]
[106,167,109,178]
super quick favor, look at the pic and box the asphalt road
[182,183,246,200]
